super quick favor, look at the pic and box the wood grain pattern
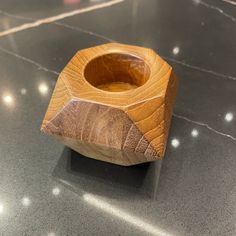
[41,43,179,166]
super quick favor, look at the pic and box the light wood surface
[41,43,178,166]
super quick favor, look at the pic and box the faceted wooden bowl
[41,43,178,166]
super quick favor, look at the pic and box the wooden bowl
[41,43,179,166]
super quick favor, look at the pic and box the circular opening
[84,53,150,92]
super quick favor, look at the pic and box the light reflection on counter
[48,233,56,236]
[225,112,233,122]
[191,129,199,137]
[20,88,27,95]
[2,93,14,107]
[171,138,180,148]
[83,193,173,236]
[52,187,61,196]
[38,82,49,96]
[22,197,31,207]
[172,46,180,55]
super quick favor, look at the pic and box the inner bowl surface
[84,53,151,92]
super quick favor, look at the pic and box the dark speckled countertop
[0,0,236,235]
